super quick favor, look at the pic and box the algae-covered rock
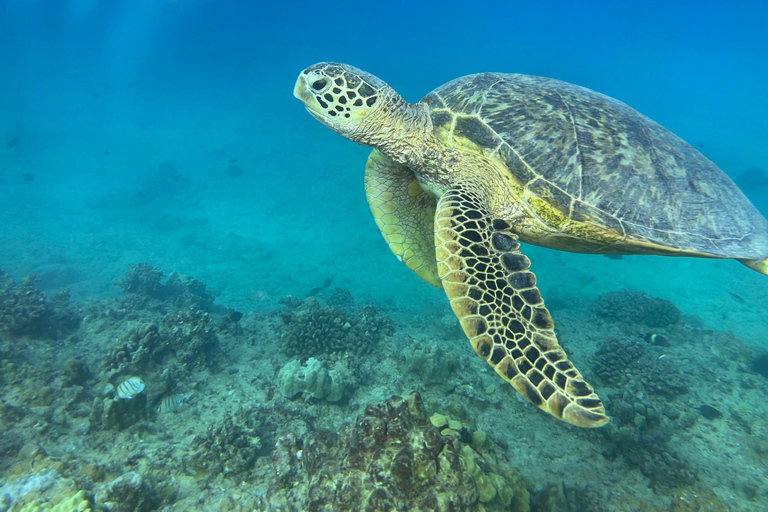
[191,410,267,479]
[94,472,160,512]
[0,272,81,337]
[0,469,93,512]
[100,393,148,431]
[276,358,344,402]
[404,340,458,385]
[264,392,529,512]
[160,308,221,368]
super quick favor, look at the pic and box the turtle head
[294,62,396,143]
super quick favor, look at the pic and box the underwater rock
[94,472,160,512]
[0,272,81,337]
[326,287,354,309]
[160,309,221,369]
[403,339,458,385]
[118,264,218,313]
[61,358,91,388]
[604,390,697,488]
[163,272,216,311]
[263,392,530,512]
[0,359,28,386]
[0,469,94,512]
[591,289,681,327]
[118,263,165,299]
[276,358,345,402]
[0,430,24,460]
[103,324,164,376]
[191,411,267,479]
[278,296,393,357]
[98,393,148,431]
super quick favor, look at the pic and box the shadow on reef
[0,266,763,511]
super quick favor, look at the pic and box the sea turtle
[293,63,768,427]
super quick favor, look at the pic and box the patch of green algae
[13,490,93,512]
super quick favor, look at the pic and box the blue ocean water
[1,1,767,510]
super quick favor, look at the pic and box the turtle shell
[423,73,768,259]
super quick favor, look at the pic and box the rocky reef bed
[1,267,767,511]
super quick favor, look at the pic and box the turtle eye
[311,78,328,91]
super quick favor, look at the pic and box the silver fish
[116,377,145,399]
[157,393,191,414]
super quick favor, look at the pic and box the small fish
[116,377,145,399]
[5,137,19,148]
[698,404,723,420]
[727,292,745,304]
[642,333,670,347]
[603,255,623,260]
[307,277,334,297]
[158,393,191,414]
[22,173,34,182]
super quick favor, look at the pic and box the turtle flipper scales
[365,149,441,288]
[435,187,608,427]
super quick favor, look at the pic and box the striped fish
[157,393,191,414]
[116,377,145,399]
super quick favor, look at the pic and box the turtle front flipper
[435,187,608,427]
[365,149,441,288]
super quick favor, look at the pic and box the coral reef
[91,392,148,431]
[325,287,354,309]
[403,338,458,385]
[103,324,165,376]
[93,472,160,512]
[602,390,698,488]
[276,358,345,402]
[117,264,217,312]
[277,296,393,357]
[103,313,219,381]
[591,289,681,327]
[160,309,221,368]
[263,392,530,512]
[118,263,165,299]
[0,272,81,337]
[591,337,688,398]
[590,337,697,488]
[0,260,763,512]
[191,408,271,480]
[0,470,93,512]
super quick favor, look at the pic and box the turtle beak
[293,75,324,119]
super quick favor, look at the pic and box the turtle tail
[739,257,768,276]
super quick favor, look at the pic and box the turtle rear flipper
[435,186,608,427]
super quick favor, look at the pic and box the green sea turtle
[293,63,768,427]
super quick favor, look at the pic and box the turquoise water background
[1,0,766,340]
